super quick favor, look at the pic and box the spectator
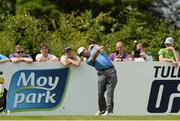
[78,45,117,116]
[133,49,146,62]
[0,54,10,63]
[9,45,33,63]
[36,44,59,62]
[109,41,132,62]
[158,37,180,66]
[132,42,153,61]
[60,47,81,67]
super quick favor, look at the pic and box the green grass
[1,115,180,120]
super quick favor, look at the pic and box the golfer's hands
[98,46,104,51]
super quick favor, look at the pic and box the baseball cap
[164,37,174,44]
[77,47,86,56]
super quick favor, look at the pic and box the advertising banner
[0,62,179,115]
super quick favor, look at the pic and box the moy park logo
[7,68,69,113]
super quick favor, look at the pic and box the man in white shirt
[36,44,59,62]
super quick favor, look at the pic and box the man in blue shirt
[78,45,117,116]
[9,45,33,63]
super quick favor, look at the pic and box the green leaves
[0,14,50,57]
[0,1,179,60]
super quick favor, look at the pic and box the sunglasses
[16,51,24,54]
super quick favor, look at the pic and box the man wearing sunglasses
[9,45,33,63]
[77,45,117,116]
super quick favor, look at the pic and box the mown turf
[1,115,180,120]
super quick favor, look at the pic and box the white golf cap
[77,47,86,55]
[164,37,174,44]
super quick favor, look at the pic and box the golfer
[78,45,117,116]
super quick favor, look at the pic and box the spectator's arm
[60,56,71,66]
[123,56,133,61]
[114,58,122,62]
[172,49,180,61]
[36,54,45,62]
[36,57,46,62]
[0,58,10,63]
[48,56,59,62]
[10,57,24,62]
[23,57,33,63]
[159,55,173,62]
[68,58,81,67]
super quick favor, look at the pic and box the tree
[150,0,180,28]
[0,0,16,14]
[16,0,59,18]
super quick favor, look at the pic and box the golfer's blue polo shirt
[86,46,113,71]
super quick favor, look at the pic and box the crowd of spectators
[0,37,179,66]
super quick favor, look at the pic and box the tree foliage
[0,0,179,60]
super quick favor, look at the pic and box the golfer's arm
[91,49,101,62]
